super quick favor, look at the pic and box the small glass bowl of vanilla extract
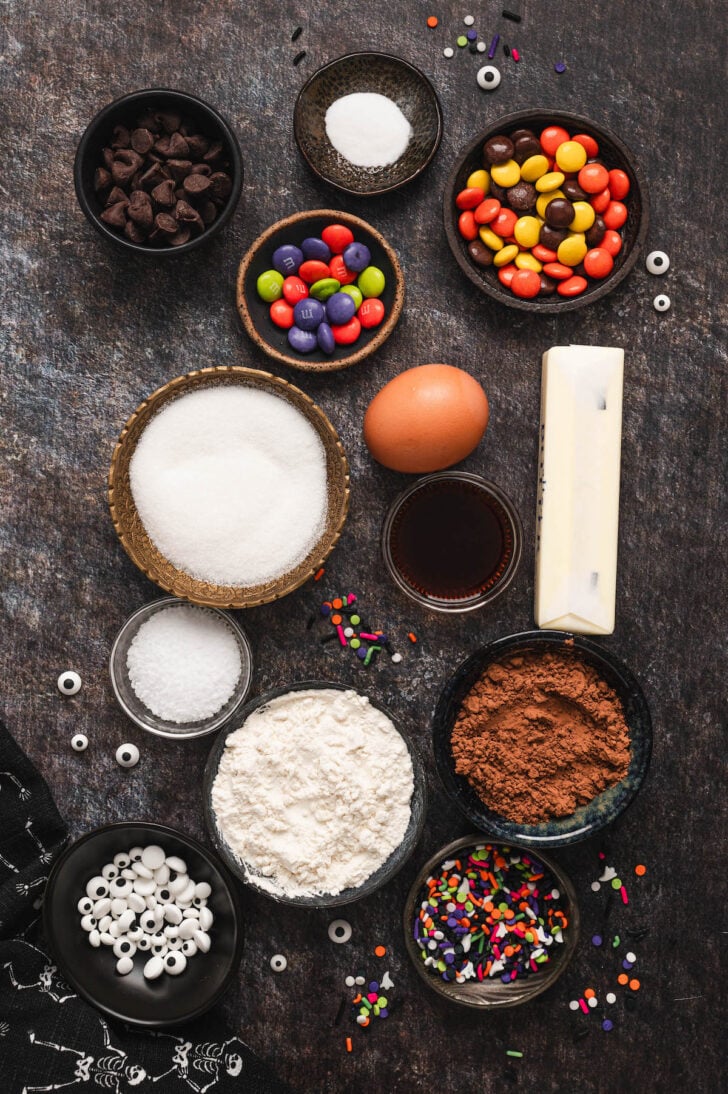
[382,472,523,613]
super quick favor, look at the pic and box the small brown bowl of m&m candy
[443,110,649,312]
[237,209,404,372]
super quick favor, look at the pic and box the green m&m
[256,269,284,302]
[357,266,386,298]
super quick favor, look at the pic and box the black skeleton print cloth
[0,720,289,1093]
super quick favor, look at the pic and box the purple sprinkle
[356,647,367,660]
[488,33,500,59]
[592,934,603,947]
[379,1007,389,1018]
[413,920,421,941]
[320,604,331,616]
[445,953,455,965]
[501,972,511,983]
[555,62,566,73]
[622,959,634,970]
[466,29,477,41]
[447,917,458,928]
[602,1019,613,1032]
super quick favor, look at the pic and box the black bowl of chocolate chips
[74,88,243,255]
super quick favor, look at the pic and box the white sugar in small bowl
[110,598,253,739]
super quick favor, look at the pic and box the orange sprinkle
[584,988,595,999]
[504,909,515,920]
[491,909,501,921]
[629,979,641,992]
[427,15,438,28]
[484,901,494,913]
[352,993,362,1004]
[332,598,343,609]
[504,946,514,957]
[360,1018,370,1027]
[408,632,418,643]
[374,945,386,958]
[314,568,325,581]
[346,1037,353,1053]
[635,864,647,876]
[460,918,470,928]
[617,974,629,986]
[331,614,342,625]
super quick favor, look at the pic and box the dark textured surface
[1,2,725,1092]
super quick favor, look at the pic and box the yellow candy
[490,159,521,188]
[478,226,503,251]
[557,236,588,267]
[467,168,491,194]
[535,171,565,193]
[569,200,596,233]
[536,189,565,220]
[493,244,519,267]
[555,140,588,173]
[514,216,541,249]
[515,252,543,273]
[519,154,550,182]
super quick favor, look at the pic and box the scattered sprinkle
[511,47,521,62]
[606,992,616,1004]
[591,934,602,947]
[584,988,595,1000]
[457,35,468,47]
[602,1019,613,1032]
[629,978,641,992]
[291,26,303,41]
[407,632,418,644]
[488,34,500,58]
[427,15,438,28]
[464,15,475,26]
[569,999,580,1011]
[443,47,454,58]
[503,42,511,57]
[590,881,601,892]
[555,62,567,73]
[617,973,629,986]
[314,567,325,581]
[506,1050,523,1058]
[477,41,486,52]
[611,877,622,890]
[502,9,522,20]
[620,885,629,905]
[634,863,647,876]
[626,951,636,963]
[293,50,306,66]
[374,945,387,958]
[345,1037,353,1053]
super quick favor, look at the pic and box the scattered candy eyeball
[270,953,287,972]
[653,293,671,313]
[477,65,501,90]
[58,670,82,696]
[115,743,140,768]
[71,733,89,752]
[646,250,670,275]
[328,919,352,944]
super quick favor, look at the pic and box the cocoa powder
[451,649,630,824]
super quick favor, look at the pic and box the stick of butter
[534,345,624,635]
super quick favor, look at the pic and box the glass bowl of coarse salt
[110,598,253,739]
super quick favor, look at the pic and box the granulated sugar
[127,604,244,723]
[210,688,414,897]
[325,92,413,168]
[129,386,328,586]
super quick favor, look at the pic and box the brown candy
[545,198,575,228]
[586,215,607,248]
[506,181,537,212]
[540,223,568,250]
[539,273,557,295]
[483,135,514,165]
[563,179,588,202]
[467,240,494,268]
[513,134,542,164]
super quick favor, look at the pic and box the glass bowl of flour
[203,682,427,906]
[294,52,443,196]
[110,597,253,739]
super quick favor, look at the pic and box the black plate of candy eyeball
[443,110,650,313]
[43,821,243,1027]
[236,209,405,372]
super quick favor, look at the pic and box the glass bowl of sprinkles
[110,597,253,739]
[403,836,579,1007]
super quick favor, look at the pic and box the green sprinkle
[350,614,361,625]
[612,934,621,948]
[350,638,361,650]
[457,35,468,46]
[506,1050,523,1058]
[611,878,622,889]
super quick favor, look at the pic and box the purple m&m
[288,326,318,353]
[293,298,325,331]
[301,237,332,263]
[317,322,335,354]
[325,292,356,326]
[342,241,371,272]
[272,244,304,276]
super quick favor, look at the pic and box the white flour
[325,92,413,168]
[210,688,414,897]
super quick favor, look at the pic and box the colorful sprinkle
[629,978,640,992]
[427,15,438,28]
[374,945,386,958]
[345,1037,352,1053]
[457,35,468,47]
[488,34,500,58]
[506,1050,523,1058]
[606,992,616,1004]
[620,885,629,905]
[407,632,418,643]
[554,61,566,73]
[511,47,521,62]
[602,1019,613,1032]
[314,567,325,580]
[502,8,522,20]
[591,934,602,947]
[634,863,647,876]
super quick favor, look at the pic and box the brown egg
[363,364,489,473]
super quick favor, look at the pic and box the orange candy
[542,261,573,280]
[491,208,519,237]
[374,945,387,957]
[510,269,541,298]
[532,243,558,262]
[427,15,439,28]
[572,132,599,158]
[540,125,571,155]
[329,254,358,285]
[584,247,614,279]
[608,168,630,200]
[591,187,612,214]
[617,973,629,985]
[578,162,610,194]
[603,200,628,229]
[474,197,501,224]
[557,275,588,297]
[458,210,478,240]
[332,316,362,345]
[629,979,641,992]
[497,263,518,287]
[635,864,647,877]
[601,229,623,256]
[456,186,486,210]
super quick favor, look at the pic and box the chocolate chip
[151,179,177,206]
[154,212,178,235]
[136,111,158,131]
[111,148,143,185]
[183,173,211,196]
[124,220,147,244]
[167,158,192,182]
[139,163,166,190]
[111,125,131,149]
[100,202,128,228]
[102,147,115,170]
[94,167,111,191]
[105,186,129,206]
[200,200,218,225]
[467,239,493,267]
[174,200,204,232]
[208,171,232,201]
[157,110,182,134]
[203,140,224,163]
[154,135,173,157]
[185,134,209,158]
[482,135,514,165]
[131,127,155,155]
[506,181,537,211]
[128,190,153,229]
[167,131,190,158]
[168,226,191,247]
[189,163,212,176]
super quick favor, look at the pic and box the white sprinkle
[443,47,454,58]
[588,996,598,1008]
[606,992,617,1004]
[569,1000,580,1010]
[599,866,617,882]
[464,15,475,25]
[626,951,637,963]
[477,41,486,52]
[591,881,601,891]
[129,386,328,587]
[127,605,244,724]
[391,652,403,663]
[324,92,412,168]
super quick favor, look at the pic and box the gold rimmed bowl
[108,366,350,608]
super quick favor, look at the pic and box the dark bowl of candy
[403,835,579,1008]
[74,88,243,255]
[432,632,653,848]
[43,821,244,1027]
[236,209,405,372]
[294,52,443,196]
[202,680,427,907]
[443,110,649,312]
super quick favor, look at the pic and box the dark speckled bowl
[294,52,443,196]
[433,632,652,848]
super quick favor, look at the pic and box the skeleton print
[0,770,30,800]
[150,1032,245,1091]
[4,958,75,1004]
[22,1021,146,1092]
[24,819,54,865]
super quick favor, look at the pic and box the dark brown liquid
[389,479,513,601]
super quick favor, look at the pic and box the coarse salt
[324,92,413,168]
[129,386,328,586]
[126,605,243,723]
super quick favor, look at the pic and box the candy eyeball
[646,250,670,275]
[164,951,187,976]
[115,743,140,768]
[477,66,501,91]
[270,953,287,972]
[653,293,671,312]
[71,733,88,752]
[58,671,82,696]
[328,919,352,944]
